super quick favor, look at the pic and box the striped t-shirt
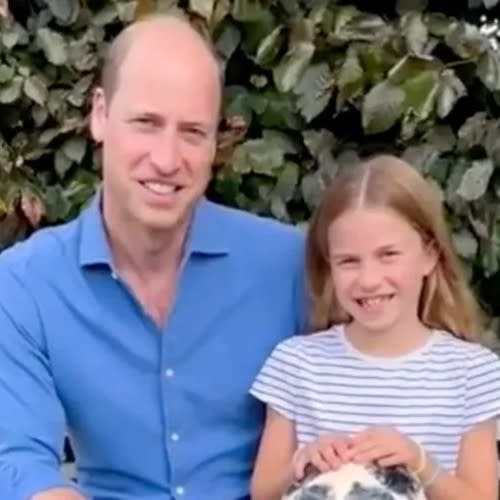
[250,325,500,472]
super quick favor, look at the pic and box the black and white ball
[283,462,427,500]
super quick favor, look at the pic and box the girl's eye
[336,258,358,266]
[381,251,399,259]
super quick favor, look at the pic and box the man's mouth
[140,181,180,196]
[355,294,394,309]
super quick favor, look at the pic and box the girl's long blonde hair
[306,154,481,341]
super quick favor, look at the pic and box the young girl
[249,155,500,500]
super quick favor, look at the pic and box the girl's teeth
[359,296,392,307]
[144,182,175,195]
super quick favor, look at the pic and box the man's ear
[89,87,107,144]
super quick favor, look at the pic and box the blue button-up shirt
[0,195,306,500]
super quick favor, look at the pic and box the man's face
[90,35,221,232]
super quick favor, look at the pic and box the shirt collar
[78,191,229,268]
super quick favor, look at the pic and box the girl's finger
[333,438,352,462]
[320,444,342,470]
[344,438,376,460]
[376,454,405,467]
[310,448,331,473]
[352,445,393,465]
[293,452,308,480]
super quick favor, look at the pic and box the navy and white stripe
[250,325,500,473]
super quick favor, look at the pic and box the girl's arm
[423,418,498,500]
[251,407,296,500]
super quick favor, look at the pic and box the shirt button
[165,368,174,377]
[111,271,118,280]
[175,486,185,496]
[171,433,180,441]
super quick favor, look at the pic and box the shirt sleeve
[0,260,85,499]
[249,338,302,420]
[463,343,500,430]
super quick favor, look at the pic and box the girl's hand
[344,426,422,471]
[292,434,353,480]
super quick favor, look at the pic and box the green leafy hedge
[2,0,500,344]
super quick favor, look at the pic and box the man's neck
[102,203,189,281]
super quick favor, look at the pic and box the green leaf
[274,162,299,202]
[211,0,230,27]
[270,195,289,221]
[215,22,241,63]
[436,69,467,118]
[273,41,315,93]
[301,172,326,210]
[457,112,489,151]
[424,125,456,152]
[92,4,119,26]
[303,129,338,178]
[45,185,71,222]
[396,0,428,14]
[362,81,406,134]
[189,0,214,19]
[337,45,364,105]
[402,144,440,175]
[257,91,303,130]
[401,12,428,54]
[262,129,299,156]
[23,75,48,106]
[32,106,49,127]
[425,13,452,38]
[36,28,68,66]
[388,54,441,84]
[402,70,440,121]
[231,0,264,22]
[45,0,80,25]
[39,128,60,146]
[331,11,388,44]
[231,132,291,175]
[1,21,29,49]
[452,229,478,260]
[0,65,15,84]
[62,137,87,163]
[445,21,489,59]
[457,159,494,201]
[0,76,23,104]
[55,149,73,178]
[477,50,500,91]
[295,63,332,122]
[255,25,285,66]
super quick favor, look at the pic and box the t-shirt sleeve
[249,339,301,420]
[463,344,500,430]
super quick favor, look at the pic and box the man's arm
[0,261,86,500]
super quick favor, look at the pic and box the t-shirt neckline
[336,324,440,366]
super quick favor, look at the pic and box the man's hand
[32,487,86,500]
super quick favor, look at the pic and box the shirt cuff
[8,462,85,500]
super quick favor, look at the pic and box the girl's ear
[423,240,439,277]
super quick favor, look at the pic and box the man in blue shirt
[0,13,306,500]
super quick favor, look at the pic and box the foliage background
[2,0,500,347]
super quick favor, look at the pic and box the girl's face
[327,207,437,336]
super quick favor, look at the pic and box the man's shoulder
[206,200,305,248]
[0,217,80,278]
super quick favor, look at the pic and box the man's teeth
[143,182,176,195]
[358,295,392,307]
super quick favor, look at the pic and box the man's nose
[149,130,180,175]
